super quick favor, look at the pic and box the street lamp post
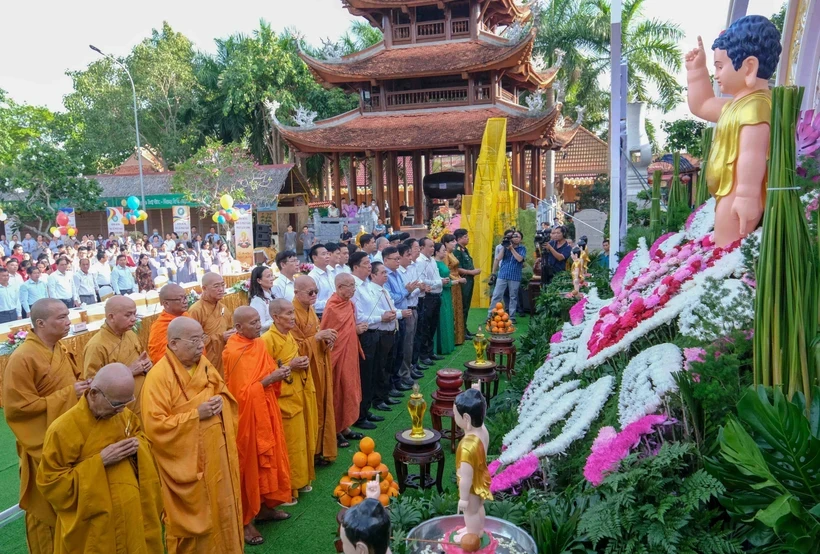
[89,45,148,235]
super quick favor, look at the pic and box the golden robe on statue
[147,310,189,364]
[188,299,231,377]
[83,322,146,419]
[36,397,163,554]
[292,298,337,461]
[141,349,243,554]
[262,326,317,494]
[2,333,81,554]
[455,435,493,501]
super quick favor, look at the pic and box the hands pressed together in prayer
[100,437,139,467]
[128,352,152,376]
[74,379,92,398]
[262,365,291,387]
[197,395,223,420]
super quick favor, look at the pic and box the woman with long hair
[217,242,233,275]
[135,254,155,292]
[433,241,455,355]
[248,265,275,331]
[442,234,467,345]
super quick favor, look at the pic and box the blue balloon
[217,215,226,224]
[126,196,140,210]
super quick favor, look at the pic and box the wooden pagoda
[270,0,583,229]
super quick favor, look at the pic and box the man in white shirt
[413,238,447,367]
[47,257,77,309]
[307,244,335,318]
[359,234,377,261]
[271,250,299,301]
[336,244,352,275]
[73,257,98,305]
[0,268,21,322]
[91,251,112,290]
[5,259,24,294]
[372,237,389,263]
[394,243,424,385]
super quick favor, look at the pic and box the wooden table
[392,429,445,493]
[488,334,517,381]
[462,360,499,409]
[430,368,465,453]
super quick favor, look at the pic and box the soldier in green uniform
[453,229,481,339]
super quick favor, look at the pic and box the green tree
[771,3,787,33]
[0,89,56,167]
[661,118,707,156]
[0,142,102,236]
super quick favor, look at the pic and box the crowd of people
[1,225,488,551]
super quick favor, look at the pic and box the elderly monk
[37,363,163,553]
[292,275,338,464]
[83,296,152,419]
[2,298,86,553]
[188,272,234,377]
[147,283,189,364]
[262,299,317,498]
[223,306,293,546]
[320,273,365,447]
[142,317,243,554]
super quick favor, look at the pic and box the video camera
[535,229,550,246]
[501,231,513,248]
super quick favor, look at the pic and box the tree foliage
[662,118,708,156]
[0,89,56,167]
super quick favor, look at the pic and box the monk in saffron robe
[320,273,366,447]
[292,275,338,463]
[262,299,317,497]
[188,272,234,377]
[37,363,163,553]
[83,296,152,419]
[142,317,243,554]
[2,298,86,554]
[147,283,189,364]
[223,306,293,546]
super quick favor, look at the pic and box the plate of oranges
[487,303,515,336]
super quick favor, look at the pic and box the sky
[1,0,785,134]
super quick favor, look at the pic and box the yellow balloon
[67,227,77,237]
[231,211,240,222]
[220,194,234,210]
[212,213,220,223]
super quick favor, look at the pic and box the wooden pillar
[374,152,385,215]
[332,152,341,205]
[534,148,543,199]
[445,6,452,40]
[519,145,528,207]
[349,154,356,204]
[413,153,424,225]
[511,143,520,200]
[463,147,473,195]
[388,152,402,229]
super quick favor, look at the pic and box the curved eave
[504,61,560,90]
[550,124,583,150]
[483,0,532,27]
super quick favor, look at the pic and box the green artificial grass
[0,311,528,553]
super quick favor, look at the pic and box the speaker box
[254,224,272,247]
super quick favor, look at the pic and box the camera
[501,233,513,248]
[534,229,550,246]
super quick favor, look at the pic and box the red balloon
[58,226,67,233]
[219,209,227,217]
[56,212,69,226]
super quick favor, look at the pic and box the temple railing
[392,19,471,44]
[499,88,517,103]
[393,24,411,42]
[451,18,470,37]
[416,20,446,40]
[364,84,493,112]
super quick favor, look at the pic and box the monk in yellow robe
[292,275,338,463]
[2,299,86,554]
[142,317,243,554]
[262,299,317,497]
[36,363,163,553]
[188,272,234,377]
[147,283,189,364]
[223,306,293,546]
[83,296,152,419]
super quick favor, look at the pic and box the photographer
[488,230,526,323]
[540,225,572,287]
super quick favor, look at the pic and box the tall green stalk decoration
[695,127,713,206]
[649,170,662,242]
[666,152,691,231]
[754,86,819,409]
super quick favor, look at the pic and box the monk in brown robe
[262,299,317,498]
[37,363,163,553]
[2,298,87,554]
[292,275,338,463]
[83,296,152,419]
[147,283,189,364]
[141,317,243,554]
[320,273,366,446]
[188,272,234,377]
[223,306,293,546]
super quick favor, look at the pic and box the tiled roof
[343,0,530,25]
[275,105,563,153]
[648,153,701,174]
[554,127,609,175]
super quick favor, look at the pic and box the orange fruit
[333,486,344,498]
[359,437,375,455]
[376,463,389,480]
[350,496,364,507]
[360,465,376,479]
[390,480,400,490]
[347,480,362,496]
[367,452,382,467]
[388,486,400,496]
[501,314,509,321]
[339,494,352,507]
[495,302,503,309]
[380,479,390,493]
[348,465,362,479]
[352,451,367,468]
[379,494,390,507]
[385,472,393,483]
[340,476,352,487]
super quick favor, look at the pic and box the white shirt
[271,274,294,301]
[91,261,112,286]
[373,251,384,263]
[73,270,97,303]
[335,264,351,275]
[416,254,443,294]
[398,265,422,307]
[250,290,274,332]
[47,270,75,301]
[308,266,336,314]
[164,239,176,251]
[0,283,21,317]
[8,273,24,296]
[354,280,401,331]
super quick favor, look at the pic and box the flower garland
[623,236,650,286]
[229,278,251,295]
[677,279,754,340]
[684,197,715,240]
[583,414,668,486]
[428,214,447,242]
[0,330,28,355]
[617,344,682,428]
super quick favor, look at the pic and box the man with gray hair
[372,236,390,263]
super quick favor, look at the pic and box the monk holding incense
[37,363,163,553]
[141,317,243,554]
[292,275,338,464]
[262,299,317,498]
[223,306,293,546]
[83,296,152,419]
[2,298,85,553]
[188,273,234,377]
[320,273,366,447]
[147,283,189,364]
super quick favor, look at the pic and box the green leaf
[717,418,779,490]
[754,493,793,527]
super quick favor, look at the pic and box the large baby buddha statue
[685,15,782,247]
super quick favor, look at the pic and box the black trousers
[417,294,441,360]
[0,309,17,324]
[57,298,73,309]
[462,277,474,333]
[372,330,396,406]
[391,319,406,389]
[358,330,395,420]
[412,299,426,365]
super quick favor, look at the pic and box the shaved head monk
[321,273,366,445]
[2,298,85,553]
[83,296,152,419]
[141,317,243,553]
[188,273,234,376]
[223,306,292,546]
[147,283,189,364]
[262,299,317,499]
[292,275,338,464]
[37,363,163,553]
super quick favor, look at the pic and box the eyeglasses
[298,289,319,296]
[174,334,211,346]
[94,388,135,409]
[167,296,187,303]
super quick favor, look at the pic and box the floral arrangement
[229,278,251,295]
[583,414,668,486]
[0,330,28,355]
[298,262,314,274]
[186,290,200,309]
[617,344,681,428]
[428,213,447,242]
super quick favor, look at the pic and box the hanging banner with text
[106,207,125,236]
[172,206,191,238]
[234,203,254,268]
